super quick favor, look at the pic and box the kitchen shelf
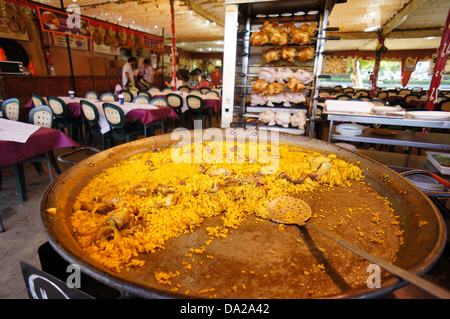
[326,112,450,151]
[221,0,339,134]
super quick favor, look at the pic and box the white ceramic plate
[336,124,363,136]
[407,111,450,120]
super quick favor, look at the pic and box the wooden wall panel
[0,75,121,103]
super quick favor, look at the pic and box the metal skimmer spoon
[267,196,450,299]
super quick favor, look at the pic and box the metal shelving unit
[221,0,340,137]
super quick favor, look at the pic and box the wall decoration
[0,17,29,41]
[37,7,91,38]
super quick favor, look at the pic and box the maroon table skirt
[126,106,179,125]
[0,127,79,168]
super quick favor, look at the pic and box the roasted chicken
[263,48,281,63]
[299,23,317,36]
[252,79,269,94]
[286,78,306,93]
[298,46,315,62]
[260,20,279,34]
[278,22,296,36]
[281,46,296,63]
[291,29,310,45]
[267,82,285,95]
[270,29,288,46]
[250,31,269,46]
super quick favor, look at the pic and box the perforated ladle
[267,196,450,299]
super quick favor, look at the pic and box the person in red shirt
[198,74,211,88]
[210,66,222,88]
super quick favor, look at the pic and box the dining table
[26,96,180,138]
[151,90,222,114]
[0,118,79,202]
[91,100,178,137]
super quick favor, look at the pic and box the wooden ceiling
[29,0,450,52]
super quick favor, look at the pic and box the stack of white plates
[336,124,363,136]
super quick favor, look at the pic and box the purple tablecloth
[204,98,221,113]
[0,126,79,168]
[406,99,426,109]
[25,98,83,118]
[127,106,178,125]
[385,95,405,105]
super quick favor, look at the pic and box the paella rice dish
[69,141,405,297]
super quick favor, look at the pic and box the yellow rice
[71,142,364,272]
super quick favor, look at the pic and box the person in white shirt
[122,57,136,87]
[138,58,154,85]
[165,72,185,90]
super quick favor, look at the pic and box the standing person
[138,58,154,87]
[122,57,136,87]
[198,74,211,88]
[210,66,222,88]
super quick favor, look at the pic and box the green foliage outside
[321,57,450,89]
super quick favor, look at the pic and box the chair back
[81,100,100,125]
[186,94,204,111]
[149,86,160,93]
[335,94,352,100]
[437,98,450,112]
[2,98,20,121]
[85,91,99,100]
[31,93,46,107]
[178,86,190,93]
[189,89,201,95]
[404,94,419,104]
[377,91,389,99]
[150,97,168,107]
[162,87,173,93]
[354,90,370,97]
[166,93,183,110]
[342,87,354,94]
[398,89,411,96]
[200,87,211,94]
[103,103,125,129]
[205,91,220,98]
[357,96,372,101]
[120,90,133,102]
[47,96,67,117]
[29,105,53,128]
[133,95,150,104]
[100,92,115,101]
[137,90,152,100]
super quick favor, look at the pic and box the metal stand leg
[13,163,27,202]
[0,215,4,233]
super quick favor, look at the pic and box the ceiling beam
[330,27,443,40]
[184,0,224,27]
[381,0,434,37]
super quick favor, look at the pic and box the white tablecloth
[0,118,40,143]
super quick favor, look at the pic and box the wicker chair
[31,93,47,107]
[28,105,60,180]
[85,91,99,100]
[186,94,208,128]
[1,98,20,121]
[132,95,150,104]
[100,92,116,102]
[81,100,109,150]
[166,93,185,128]
[47,96,83,140]
[102,103,143,145]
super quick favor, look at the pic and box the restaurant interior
[1,0,450,300]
